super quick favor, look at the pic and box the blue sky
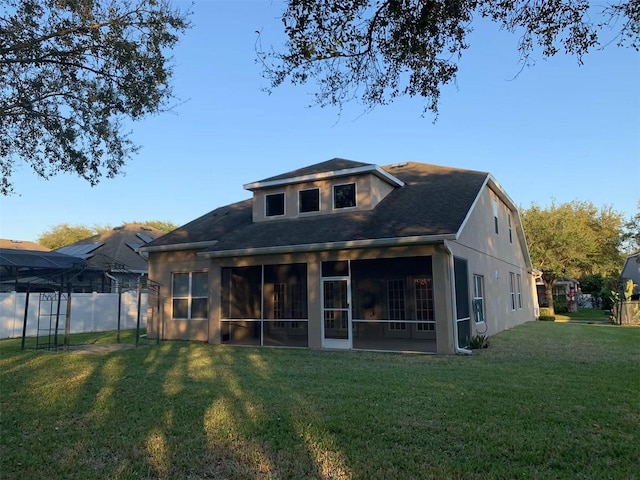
[1,0,638,242]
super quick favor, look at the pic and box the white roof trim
[137,240,218,253]
[198,234,455,259]
[243,165,404,190]
[456,174,533,269]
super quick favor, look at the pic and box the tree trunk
[544,279,555,316]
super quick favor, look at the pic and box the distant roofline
[243,164,405,191]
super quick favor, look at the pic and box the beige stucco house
[139,159,537,354]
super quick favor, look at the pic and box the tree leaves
[36,220,177,249]
[0,0,191,195]
[521,200,626,280]
[259,0,638,117]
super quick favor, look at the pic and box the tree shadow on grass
[1,341,359,479]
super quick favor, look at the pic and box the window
[264,264,308,319]
[172,272,208,319]
[389,322,407,330]
[388,279,406,329]
[333,183,356,209]
[266,192,285,217]
[273,283,286,319]
[508,214,513,243]
[517,274,522,309]
[415,278,434,320]
[416,323,434,331]
[415,278,434,330]
[299,188,320,213]
[289,283,307,318]
[509,272,516,311]
[271,282,306,320]
[473,275,485,323]
[493,197,499,234]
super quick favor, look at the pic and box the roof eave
[198,234,456,259]
[243,165,404,191]
[137,240,218,253]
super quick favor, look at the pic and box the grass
[553,309,611,323]
[20,328,147,350]
[1,322,639,480]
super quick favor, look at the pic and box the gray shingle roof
[146,161,489,253]
[56,224,164,272]
[252,158,374,184]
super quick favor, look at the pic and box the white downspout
[444,240,472,355]
[104,272,119,293]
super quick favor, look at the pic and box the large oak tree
[259,0,639,117]
[0,0,190,195]
[521,200,625,314]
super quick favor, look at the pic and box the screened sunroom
[218,255,437,353]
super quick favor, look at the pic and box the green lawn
[554,308,611,323]
[1,322,639,480]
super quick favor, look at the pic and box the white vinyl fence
[0,291,148,339]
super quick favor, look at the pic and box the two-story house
[139,159,537,354]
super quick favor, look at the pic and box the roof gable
[243,157,404,191]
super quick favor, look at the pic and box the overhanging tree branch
[260,0,638,117]
[0,0,191,195]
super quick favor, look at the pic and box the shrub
[553,296,568,314]
[539,307,552,317]
[538,315,556,321]
[469,334,489,349]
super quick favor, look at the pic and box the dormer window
[333,183,356,209]
[299,188,320,213]
[266,193,285,217]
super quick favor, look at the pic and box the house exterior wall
[251,173,395,222]
[454,186,536,335]
[149,244,458,354]
[147,249,210,341]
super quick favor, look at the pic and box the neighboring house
[535,277,580,312]
[620,251,640,300]
[139,159,537,354]
[0,239,50,252]
[55,224,165,292]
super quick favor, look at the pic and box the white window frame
[172,271,208,320]
[509,272,516,311]
[387,279,406,330]
[493,196,499,234]
[298,188,320,214]
[333,182,357,210]
[473,274,486,324]
[517,273,522,309]
[508,214,513,243]
[265,192,285,217]
[414,277,435,330]
[273,283,286,319]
